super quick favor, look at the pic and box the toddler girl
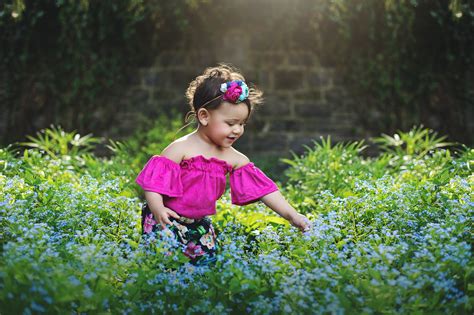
[135,64,310,266]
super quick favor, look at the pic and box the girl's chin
[221,140,235,148]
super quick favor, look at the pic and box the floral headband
[220,80,249,103]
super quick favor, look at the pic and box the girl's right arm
[145,191,181,230]
[144,141,185,229]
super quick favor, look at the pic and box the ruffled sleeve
[229,163,279,205]
[135,155,183,197]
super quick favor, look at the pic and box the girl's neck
[192,126,227,153]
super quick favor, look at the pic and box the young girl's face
[203,101,249,148]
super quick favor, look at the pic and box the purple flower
[183,242,205,259]
[143,213,157,234]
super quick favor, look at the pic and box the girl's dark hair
[183,63,264,126]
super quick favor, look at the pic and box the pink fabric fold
[135,156,184,197]
[229,163,279,205]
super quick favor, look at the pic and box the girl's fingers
[160,222,167,230]
[303,221,312,232]
[159,216,172,230]
[293,216,311,232]
[152,213,160,223]
[168,210,181,219]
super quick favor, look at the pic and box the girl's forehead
[214,102,249,119]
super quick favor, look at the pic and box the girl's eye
[227,122,246,126]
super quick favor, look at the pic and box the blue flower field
[0,126,472,314]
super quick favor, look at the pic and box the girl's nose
[233,125,244,134]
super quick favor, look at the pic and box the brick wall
[118,47,360,166]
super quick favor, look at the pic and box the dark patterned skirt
[141,203,219,266]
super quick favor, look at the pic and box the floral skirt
[141,203,218,266]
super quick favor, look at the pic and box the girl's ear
[197,108,210,126]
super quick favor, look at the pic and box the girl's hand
[152,206,181,230]
[289,213,311,233]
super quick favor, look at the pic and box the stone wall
[118,47,359,166]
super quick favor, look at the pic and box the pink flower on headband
[220,80,249,103]
[223,82,242,103]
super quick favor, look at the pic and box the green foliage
[283,126,468,215]
[7,116,192,198]
[282,136,379,206]
[246,153,288,185]
[317,0,474,142]
[0,0,199,143]
[119,112,195,166]
[17,124,102,158]
[215,196,289,235]
[1,125,472,313]
[372,125,455,157]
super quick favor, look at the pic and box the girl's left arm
[260,191,310,232]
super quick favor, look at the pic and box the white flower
[220,83,228,93]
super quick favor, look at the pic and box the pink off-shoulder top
[135,155,279,219]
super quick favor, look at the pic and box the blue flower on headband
[220,80,249,103]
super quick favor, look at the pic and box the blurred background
[1,0,473,170]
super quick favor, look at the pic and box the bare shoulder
[228,148,251,170]
[159,140,186,164]
[161,133,200,163]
